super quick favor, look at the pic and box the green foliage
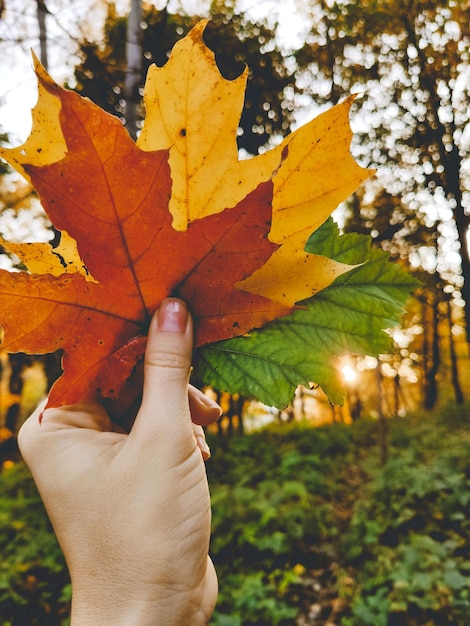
[196,218,419,407]
[341,413,470,625]
[0,463,70,626]
[206,421,360,624]
[2,405,470,625]
[209,408,470,624]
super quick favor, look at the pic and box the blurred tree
[36,0,50,69]
[70,3,295,155]
[124,0,143,139]
[443,293,464,405]
[297,0,470,342]
[0,131,9,177]
[415,273,466,410]
[343,181,465,408]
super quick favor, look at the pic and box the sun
[341,363,357,383]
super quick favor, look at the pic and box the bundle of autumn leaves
[0,22,418,415]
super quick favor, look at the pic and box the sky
[0,0,112,142]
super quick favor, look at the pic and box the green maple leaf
[194,218,420,406]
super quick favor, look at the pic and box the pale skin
[18,298,219,625]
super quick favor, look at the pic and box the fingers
[189,386,221,459]
[193,423,211,461]
[131,298,193,442]
[188,386,222,426]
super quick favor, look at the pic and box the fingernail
[157,298,188,333]
[196,435,211,459]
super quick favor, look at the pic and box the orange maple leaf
[0,22,369,410]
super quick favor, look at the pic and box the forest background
[0,0,469,624]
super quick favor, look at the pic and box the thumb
[132,298,193,440]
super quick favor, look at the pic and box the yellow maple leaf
[1,56,67,180]
[139,20,370,305]
[0,231,94,279]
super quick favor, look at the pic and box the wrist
[68,560,217,626]
[70,590,210,626]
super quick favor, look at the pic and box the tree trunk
[421,297,429,404]
[319,0,343,105]
[125,0,143,140]
[393,373,400,416]
[404,14,470,344]
[6,354,30,432]
[347,383,361,421]
[446,299,464,405]
[376,365,388,466]
[227,394,245,433]
[423,295,440,410]
[36,0,49,69]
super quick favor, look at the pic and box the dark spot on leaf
[180,128,186,137]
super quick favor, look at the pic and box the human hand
[18,298,219,625]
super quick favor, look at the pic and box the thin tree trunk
[319,0,343,105]
[348,383,361,421]
[227,394,245,433]
[446,299,464,405]
[376,364,388,466]
[125,0,143,140]
[6,355,28,433]
[404,14,470,344]
[421,297,429,404]
[393,373,400,416]
[36,0,49,69]
[424,295,440,410]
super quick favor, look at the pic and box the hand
[18,298,219,625]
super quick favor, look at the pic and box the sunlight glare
[341,363,357,383]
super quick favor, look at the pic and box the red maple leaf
[0,73,291,409]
